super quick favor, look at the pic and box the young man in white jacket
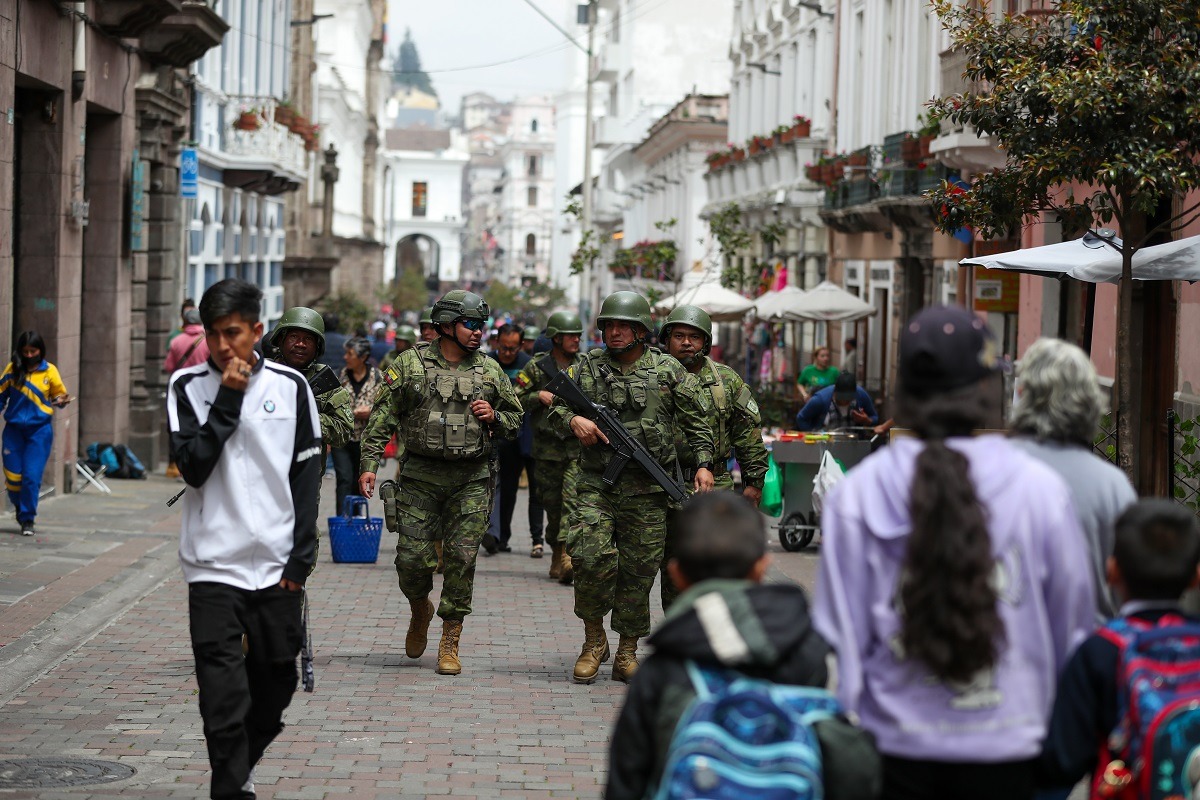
[168,279,323,800]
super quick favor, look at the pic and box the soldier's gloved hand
[470,399,496,423]
[742,485,762,507]
[694,468,715,493]
[359,471,377,498]
[569,416,610,447]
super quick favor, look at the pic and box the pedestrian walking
[487,323,536,554]
[659,304,769,609]
[165,308,210,373]
[369,321,392,367]
[168,279,323,800]
[357,290,523,675]
[797,345,838,403]
[1009,337,1136,620]
[812,305,1095,800]
[514,310,584,581]
[332,337,383,514]
[842,337,858,380]
[549,291,715,684]
[318,312,349,375]
[166,298,196,347]
[268,307,354,449]
[1,331,71,536]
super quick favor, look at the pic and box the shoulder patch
[516,372,533,389]
[382,365,400,387]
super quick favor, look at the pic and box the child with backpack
[1038,499,1200,799]
[604,490,880,800]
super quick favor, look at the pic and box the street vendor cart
[771,430,874,551]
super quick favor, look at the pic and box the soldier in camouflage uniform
[513,310,584,583]
[358,290,522,675]
[659,304,770,609]
[269,306,355,450]
[418,307,438,343]
[548,291,715,684]
[379,324,417,371]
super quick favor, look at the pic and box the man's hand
[222,357,252,391]
[359,471,377,498]
[354,406,372,421]
[470,399,495,423]
[279,578,303,592]
[569,416,610,447]
[538,390,554,407]
[694,468,715,493]
[742,485,762,507]
[850,409,871,425]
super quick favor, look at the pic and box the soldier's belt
[399,492,439,512]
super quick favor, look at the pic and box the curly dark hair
[895,383,1006,684]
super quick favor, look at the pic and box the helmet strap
[440,321,480,354]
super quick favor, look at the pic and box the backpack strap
[685,660,735,700]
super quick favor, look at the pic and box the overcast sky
[386,0,584,113]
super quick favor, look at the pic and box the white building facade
[496,96,558,287]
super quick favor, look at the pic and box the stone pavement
[0,470,820,799]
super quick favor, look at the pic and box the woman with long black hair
[1,331,71,535]
[813,306,1095,800]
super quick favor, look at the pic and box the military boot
[612,635,640,683]
[572,619,610,684]
[558,551,574,585]
[434,541,444,574]
[405,597,435,659]
[436,620,463,675]
[548,545,563,580]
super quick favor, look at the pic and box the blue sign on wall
[180,147,198,199]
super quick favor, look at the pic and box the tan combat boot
[572,619,610,684]
[558,551,574,585]
[405,597,435,658]
[612,635,640,683]
[434,541,444,574]
[548,545,563,580]
[436,620,463,675]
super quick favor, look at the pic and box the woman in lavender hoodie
[813,306,1095,800]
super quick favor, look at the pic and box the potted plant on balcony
[792,114,812,138]
[804,161,822,183]
[730,143,746,162]
[848,146,871,168]
[233,109,261,132]
[288,113,310,136]
[273,100,294,128]
[917,110,940,158]
[900,132,922,164]
[775,123,794,144]
[304,124,321,152]
[706,150,729,172]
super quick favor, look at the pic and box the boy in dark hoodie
[604,491,833,800]
[1037,499,1200,792]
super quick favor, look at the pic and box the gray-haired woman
[332,336,383,513]
[1009,337,1136,619]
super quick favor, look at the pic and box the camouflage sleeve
[727,373,770,488]
[545,361,583,438]
[513,358,544,413]
[317,385,355,449]
[359,361,408,474]
[487,362,524,440]
[672,369,715,466]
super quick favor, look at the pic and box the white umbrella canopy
[778,280,877,322]
[753,285,810,321]
[653,281,756,322]
[960,232,1200,284]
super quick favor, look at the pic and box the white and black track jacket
[167,356,323,589]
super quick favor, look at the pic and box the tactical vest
[583,349,674,466]
[401,348,490,460]
[699,360,730,464]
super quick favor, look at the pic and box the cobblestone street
[0,473,819,799]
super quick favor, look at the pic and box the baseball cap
[833,372,857,402]
[899,305,1003,396]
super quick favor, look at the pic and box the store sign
[973,267,1020,313]
[129,150,147,252]
[180,147,198,198]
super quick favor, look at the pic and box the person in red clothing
[164,308,210,373]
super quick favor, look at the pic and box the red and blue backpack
[1093,614,1200,800]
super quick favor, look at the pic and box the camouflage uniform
[547,347,714,639]
[661,355,769,608]
[359,342,522,621]
[513,351,581,553]
[283,359,355,449]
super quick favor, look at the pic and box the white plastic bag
[812,450,845,515]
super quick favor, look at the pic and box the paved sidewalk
[0,472,819,799]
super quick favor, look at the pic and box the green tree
[393,28,437,98]
[928,0,1200,480]
[379,267,431,318]
[708,204,753,289]
[319,292,372,337]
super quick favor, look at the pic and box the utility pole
[579,0,596,321]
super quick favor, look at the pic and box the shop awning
[960,232,1200,284]
[652,282,756,322]
[775,280,877,322]
[753,286,810,321]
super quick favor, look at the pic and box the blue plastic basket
[328,495,383,564]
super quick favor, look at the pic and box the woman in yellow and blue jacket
[1,331,71,535]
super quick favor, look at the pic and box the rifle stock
[547,371,687,503]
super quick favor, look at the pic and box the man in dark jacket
[605,491,831,800]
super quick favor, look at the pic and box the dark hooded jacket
[605,579,833,800]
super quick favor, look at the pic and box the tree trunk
[1116,245,1134,481]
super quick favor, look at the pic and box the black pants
[496,441,544,547]
[882,755,1036,800]
[189,582,304,800]
[331,441,362,514]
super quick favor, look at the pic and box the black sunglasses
[458,318,485,331]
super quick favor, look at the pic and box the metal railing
[1169,410,1200,511]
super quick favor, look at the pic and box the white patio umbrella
[653,281,756,322]
[778,280,877,322]
[960,232,1200,283]
[753,285,809,321]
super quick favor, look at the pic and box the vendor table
[771,433,874,551]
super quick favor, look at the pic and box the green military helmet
[419,307,434,327]
[431,289,490,325]
[544,310,584,338]
[522,326,540,342]
[394,325,418,345]
[596,291,653,334]
[661,304,713,355]
[270,306,326,357]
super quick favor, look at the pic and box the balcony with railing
[138,0,228,68]
[216,98,309,195]
[702,119,826,215]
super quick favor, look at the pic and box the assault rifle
[546,371,687,503]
